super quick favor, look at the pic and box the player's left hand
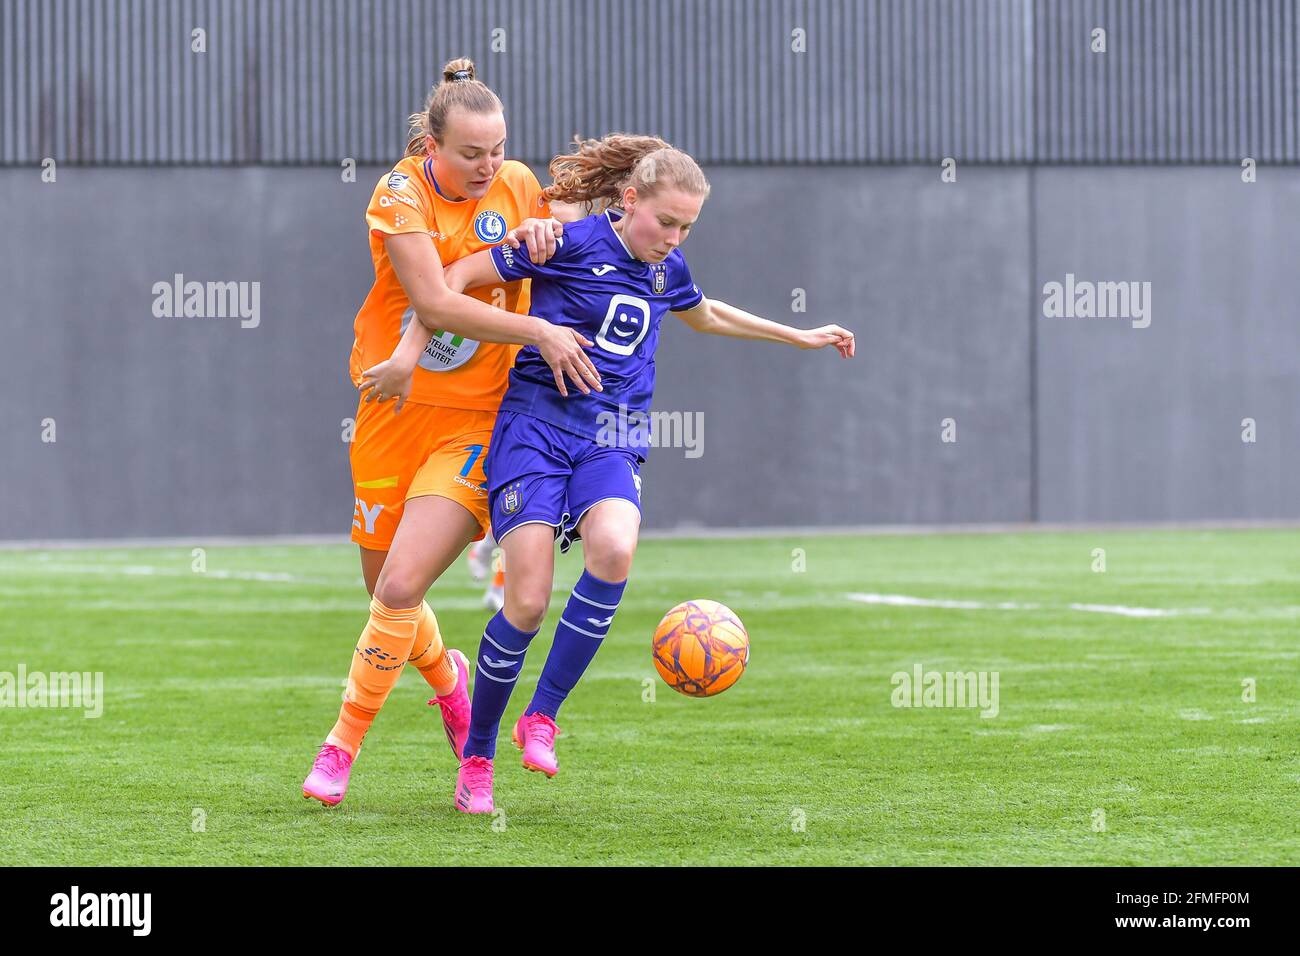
[505,217,564,264]
[359,357,414,413]
[799,324,855,358]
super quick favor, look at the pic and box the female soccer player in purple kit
[366,133,854,814]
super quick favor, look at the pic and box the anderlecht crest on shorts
[502,482,522,515]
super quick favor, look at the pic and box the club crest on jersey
[474,210,507,244]
[652,264,667,295]
[502,482,522,515]
[387,171,410,191]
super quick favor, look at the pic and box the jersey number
[460,444,488,490]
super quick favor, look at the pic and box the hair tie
[452,70,472,81]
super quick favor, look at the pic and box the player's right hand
[505,217,564,264]
[359,357,414,413]
[536,323,601,398]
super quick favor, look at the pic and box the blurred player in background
[302,58,598,807]
[365,134,854,813]
[466,534,505,612]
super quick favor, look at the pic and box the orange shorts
[349,397,496,551]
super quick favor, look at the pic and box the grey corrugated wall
[2,0,1034,164]
[9,0,1296,167]
[1034,0,1300,162]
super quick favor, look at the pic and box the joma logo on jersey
[474,210,507,243]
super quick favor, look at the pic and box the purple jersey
[488,209,703,458]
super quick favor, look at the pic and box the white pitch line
[1066,602,1209,618]
[846,592,1210,617]
[845,592,1042,611]
[0,562,325,584]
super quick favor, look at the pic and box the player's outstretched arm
[673,298,855,358]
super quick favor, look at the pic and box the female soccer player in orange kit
[302,58,598,806]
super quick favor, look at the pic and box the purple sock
[528,569,626,720]
[463,610,538,759]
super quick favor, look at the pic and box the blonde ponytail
[404,58,503,156]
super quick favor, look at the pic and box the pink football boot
[302,743,353,807]
[429,649,470,759]
[512,711,560,778]
[454,755,495,814]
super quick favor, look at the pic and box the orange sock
[407,601,458,697]
[326,597,421,757]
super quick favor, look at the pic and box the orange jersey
[350,156,550,411]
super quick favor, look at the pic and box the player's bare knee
[373,572,422,611]
[586,536,636,583]
[506,589,550,632]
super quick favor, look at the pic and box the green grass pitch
[1,529,1296,865]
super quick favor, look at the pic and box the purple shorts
[485,411,643,552]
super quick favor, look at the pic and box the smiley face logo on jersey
[473,210,507,244]
[596,294,652,356]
